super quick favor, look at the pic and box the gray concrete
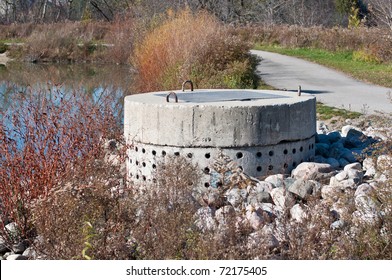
[124,89,316,182]
[251,50,392,114]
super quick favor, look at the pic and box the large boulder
[270,187,295,210]
[291,162,335,181]
[288,179,319,200]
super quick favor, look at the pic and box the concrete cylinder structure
[124,89,316,187]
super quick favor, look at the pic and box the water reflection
[0,62,134,112]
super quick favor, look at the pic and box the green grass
[254,44,392,88]
[316,102,362,120]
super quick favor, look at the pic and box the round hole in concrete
[309,144,311,150]
[152,178,157,183]
[300,146,304,152]
[152,164,156,169]
[142,148,146,153]
[135,161,139,166]
[162,151,166,156]
[256,152,262,158]
[257,166,262,172]
[129,159,132,164]
[284,149,288,155]
[142,176,146,181]
[136,174,139,179]
[142,162,146,167]
[236,152,243,159]
[135,147,138,152]
[174,151,180,156]
[269,150,274,156]
[204,182,210,188]
[204,167,210,174]
[311,144,314,149]
[205,153,211,159]
[268,165,273,170]
[187,153,193,158]
[152,150,156,156]
[292,148,296,154]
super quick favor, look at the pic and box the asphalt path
[251,50,392,114]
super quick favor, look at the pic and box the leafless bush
[0,84,123,246]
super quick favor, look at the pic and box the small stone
[341,149,358,163]
[330,220,345,230]
[326,157,340,169]
[314,155,328,164]
[246,207,264,230]
[316,134,331,144]
[270,187,295,210]
[288,179,315,200]
[344,162,362,172]
[327,131,342,143]
[255,181,275,193]
[0,236,10,254]
[341,125,360,137]
[363,158,376,177]
[22,247,37,259]
[321,185,336,201]
[6,254,29,260]
[5,222,19,240]
[12,241,27,254]
[330,176,357,190]
[355,194,380,215]
[226,188,245,208]
[248,227,279,250]
[290,204,307,223]
[354,183,374,197]
[194,207,216,232]
[291,162,335,181]
[335,171,348,181]
[338,158,350,168]
[315,143,330,157]
[215,205,236,228]
[344,129,373,149]
[264,174,285,188]
[346,169,363,184]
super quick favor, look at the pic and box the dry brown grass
[132,9,259,92]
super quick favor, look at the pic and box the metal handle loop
[182,80,194,92]
[166,91,178,103]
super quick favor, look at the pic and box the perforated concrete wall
[124,89,316,187]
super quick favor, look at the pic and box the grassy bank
[254,44,392,88]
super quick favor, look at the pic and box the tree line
[0,0,391,31]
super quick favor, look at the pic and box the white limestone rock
[291,162,335,181]
[194,207,217,232]
[270,187,295,210]
[290,204,307,223]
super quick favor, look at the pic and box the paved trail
[251,50,392,114]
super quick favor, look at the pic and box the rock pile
[192,122,391,252]
[1,120,390,259]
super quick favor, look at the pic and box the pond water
[0,62,134,113]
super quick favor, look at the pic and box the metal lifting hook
[166,91,178,103]
[182,80,194,92]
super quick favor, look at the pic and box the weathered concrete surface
[124,89,316,147]
[251,50,392,114]
[125,89,316,181]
